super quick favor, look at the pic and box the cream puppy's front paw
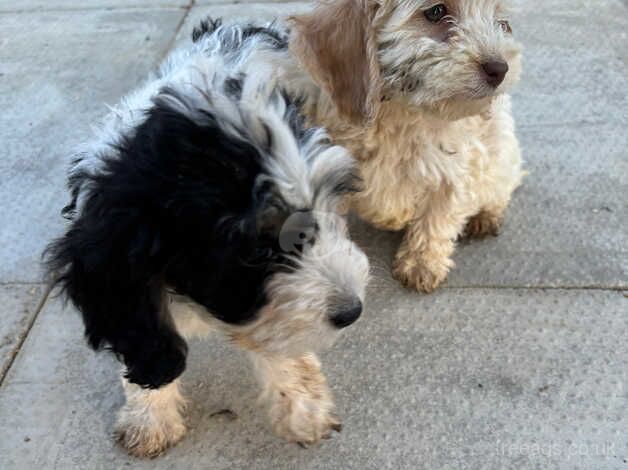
[392,252,450,293]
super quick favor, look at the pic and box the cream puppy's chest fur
[313,96,523,233]
[282,0,525,292]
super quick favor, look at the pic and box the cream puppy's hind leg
[464,207,505,238]
[466,97,525,239]
[115,378,187,458]
[250,352,341,446]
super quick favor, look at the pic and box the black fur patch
[240,23,288,50]
[224,74,244,100]
[191,16,288,51]
[46,93,298,388]
[192,17,223,43]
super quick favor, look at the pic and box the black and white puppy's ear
[45,209,187,390]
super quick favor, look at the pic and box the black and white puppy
[46,20,369,457]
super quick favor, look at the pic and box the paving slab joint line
[161,0,196,59]
[0,282,623,387]
[442,285,628,292]
[0,282,48,286]
[0,4,190,14]
[0,283,53,387]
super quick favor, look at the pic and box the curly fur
[288,0,524,292]
[45,21,369,456]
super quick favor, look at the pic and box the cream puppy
[289,0,524,292]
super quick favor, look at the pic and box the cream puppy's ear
[289,0,382,124]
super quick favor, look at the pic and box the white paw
[115,380,187,458]
[261,355,341,445]
[115,410,186,458]
[268,387,341,445]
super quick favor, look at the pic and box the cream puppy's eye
[498,20,512,34]
[424,4,448,23]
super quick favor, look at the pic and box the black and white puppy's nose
[481,60,509,87]
[330,300,363,329]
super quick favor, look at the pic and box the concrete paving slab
[0,289,626,469]
[511,0,628,127]
[0,0,190,12]
[463,121,626,286]
[0,8,186,283]
[0,284,45,380]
